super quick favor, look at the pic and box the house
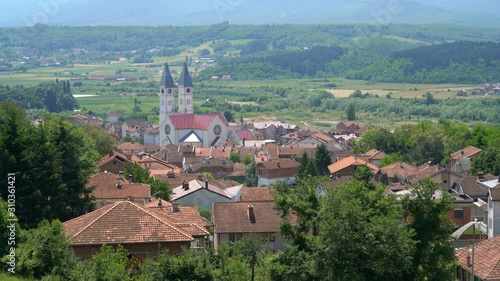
[143,127,160,146]
[122,120,149,139]
[380,162,417,183]
[106,113,120,124]
[294,132,336,152]
[117,141,146,156]
[87,172,151,208]
[67,114,101,126]
[487,187,500,238]
[96,152,132,174]
[63,201,193,261]
[104,122,122,141]
[455,235,500,281]
[212,202,284,252]
[334,121,361,135]
[327,156,379,177]
[248,121,299,141]
[450,146,482,174]
[170,179,243,210]
[228,129,256,144]
[409,163,463,189]
[239,187,274,202]
[189,158,234,179]
[131,152,182,176]
[456,89,467,96]
[146,199,210,249]
[257,159,299,186]
[278,145,306,160]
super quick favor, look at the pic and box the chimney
[108,151,114,157]
[248,205,255,223]
[116,182,122,189]
[461,150,464,155]
[172,201,179,212]
[182,181,189,190]
[128,174,133,183]
[205,180,209,189]
[400,162,404,169]
[197,173,204,181]
[158,198,163,208]
[478,171,484,180]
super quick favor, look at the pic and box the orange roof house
[87,172,151,208]
[328,156,379,176]
[450,146,482,174]
[380,162,417,182]
[96,152,132,175]
[455,235,500,281]
[212,201,284,252]
[257,159,299,186]
[63,201,193,261]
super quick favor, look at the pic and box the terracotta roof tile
[380,162,417,179]
[455,176,489,198]
[490,188,500,201]
[451,146,482,160]
[96,152,131,168]
[235,129,256,140]
[257,159,299,170]
[456,235,500,280]
[239,187,274,202]
[327,156,379,174]
[213,201,281,233]
[118,142,145,151]
[263,143,279,160]
[279,145,305,157]
[169,113,228,130]
[87,172,151,199]
[63,201,193,245]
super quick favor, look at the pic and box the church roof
[159,62,175,88]
[179,62,193,87]
[169,113,229,130]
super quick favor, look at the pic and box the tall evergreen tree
[347,103,356,120]
[297,152,310,180]
[314,144,332,176]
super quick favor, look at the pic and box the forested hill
[346,41,500,83]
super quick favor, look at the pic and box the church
[159,60,229,147]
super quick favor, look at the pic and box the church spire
[178,61,193,87]
[159,59,175,88]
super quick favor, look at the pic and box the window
[180,99,183,105]
[454,209,464,219]
[161,100,165,106]
[168,100,173,105]
[187,99,191,105]
[236,233,242,241]
[269,233,276,242]
[229,233,235,242]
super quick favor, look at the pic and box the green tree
[223,110,234,122]
[352,165,374,186]
[212,245,250,281]
[242,154,253,165]
[245,161,257,187]
[139,248,213,281]
[232,234,269,281]
[401,178,456,281]
[305,159,318,178]
[316,180,416,280]
[229,151,241,163]
[71,245,133,281]
[297,153,310,180]
[16,220,77,279]
[347,102,356,120]
[124,163,172,200]
[380,153,399,167]
[314,144,332,176]
[425,92,434,105]
[469,147,500,176]
[81,125,116,156]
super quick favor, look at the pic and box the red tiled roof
[263,143,279,160]
[451,146,482,160]
[235,129,256,140]
[491,188,500,201]
[87,172,151,199]
[311,132,333,143]
[456,235,500,280]
[380,162,417,179]
[279,145,305,157]
[239,187,274,202]
[213,201,281,233]
[364,149,386,160]
[327,156,379,174]
[257,159,299,170]
[169,113,229,130]
[63,201,193,245]
[96,152,131,168]
[118,142,145,151]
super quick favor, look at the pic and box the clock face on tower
[167,89,172,94]
[213,125,222,136]
[186,88,191,94]
[164,125,171,135]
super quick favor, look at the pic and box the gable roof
[327,156,379,174]
[490,188,500,201]
[453,176,489,198]
[380,162,417,179]
[364,149,386,160]
[337,121,361,128]
[96,152,131,168]
[118,141,145,151]
[178,62,193,87]
[213,201,281,233]
[234,129,256,140]
[180,130,203,143]
[170,179,242,201]
[239,187,274,202]
[169,113,229,130]
[257,159,299,170]
[87,172,151,199]
[451,146,482,160]
[159,62,175,88]
[63,201,193,245]
[456,235,500,280]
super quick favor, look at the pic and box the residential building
[170,178,243,210]
[212,202,284,252]
[63,201,194,261]
[117,141,146,156]
[96,152,132,174]
[334,120,362,135]
[450,146,482,174]
[228,129,256,144]
[327,156,379,177]
[143,127,160,145]
[257,159,299,186]
[455,235,500,281]
[380,162,417,183]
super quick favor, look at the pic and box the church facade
[159,61,229,147]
